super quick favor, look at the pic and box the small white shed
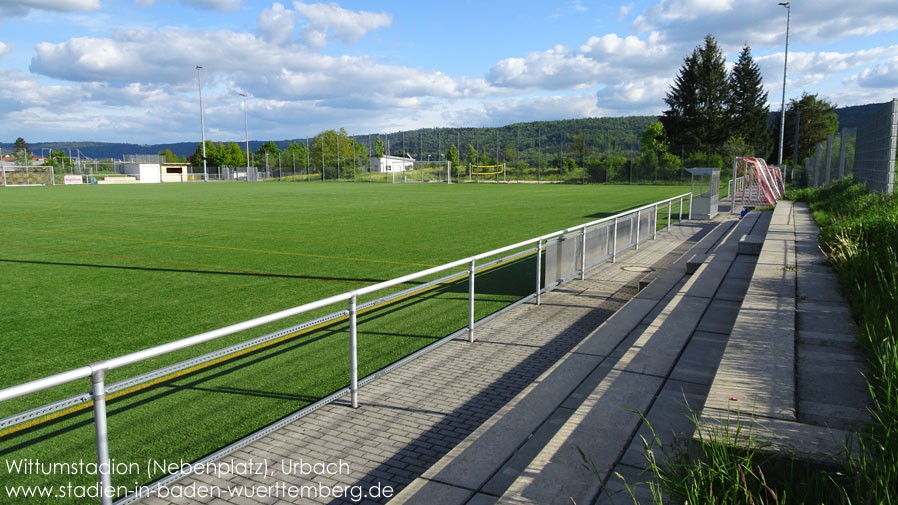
[122,163,161,183]
[369,155,415,173]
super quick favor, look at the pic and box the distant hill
[833,102,887,130]
[3,103,885,161]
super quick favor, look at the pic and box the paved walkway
[133,218,718,505]
[394,209,764,505]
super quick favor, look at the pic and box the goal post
[409,160,452,183]
[1,166,55,187]
[469,163,506,182]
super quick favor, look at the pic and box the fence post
[679,197,683,223]
[667,200,673,233]
[688,193,693,220]
[635,209,640,250]
[652,204,658,240]
[349,294,358,408]
[91,369,113,505]
[612,218,618,263]
[535,240,542,305]
[468,259,475,343]
[580,227,586,280]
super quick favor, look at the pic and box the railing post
[730,180,736,214]
[667,200,673,233]
[635,209,640,250]
[535,240,542,305]
[349,294,358,408]
[679,196,683,223]
[652,204,657,240]
[688,193,693,220]
[91,369,113,505]
[579,227,586,280]
[612,217,618,263]
[468,259,475,343]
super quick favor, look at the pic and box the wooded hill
[4,103,885,163]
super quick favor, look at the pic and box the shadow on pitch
[0,258,396,286]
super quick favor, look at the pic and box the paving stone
[695,299,741,335]
[669,331,728,386]
[500,371,663,505]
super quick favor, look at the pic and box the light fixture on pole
[777,1,790,170]
[240,93,250,181]
[196,65,208,182]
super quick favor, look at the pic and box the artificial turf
[0,181,688,502]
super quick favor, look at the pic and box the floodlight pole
[240,93,250,181]
[777,2,790,169]
[196,66,208,182]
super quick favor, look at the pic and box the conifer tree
[727,45,770,155]
[661,35,729,155]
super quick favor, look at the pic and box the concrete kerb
[696,200,866,466]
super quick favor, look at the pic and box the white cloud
[596,77,670,115]
[845,57,898,90]
[0,0,99,17]
[488,46,604,90]
[293,1,391,49]
[133,0,241,11]
[580,32,671,69]
[633,0,898,47]
[0,41,11,59]
[617,3,634,20]
[257,2,298,46]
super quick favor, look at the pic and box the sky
[1,0,896,144]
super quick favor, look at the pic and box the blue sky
[1,0,896,144]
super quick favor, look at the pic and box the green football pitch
[0,181,688,501]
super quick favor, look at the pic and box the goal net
[1,166,55,187]
[734,157,784,207]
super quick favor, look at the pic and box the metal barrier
[729,176,745,213]
[0,192,691,505]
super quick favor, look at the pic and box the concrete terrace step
[392,211,771,505]
[699,201,869,466]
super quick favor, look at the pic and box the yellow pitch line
[0,250,533,438]
[0,226,435,268]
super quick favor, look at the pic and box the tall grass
[789,178,898,504]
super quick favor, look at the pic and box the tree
[158,149,180,163]
[190,141,220,167]
[373,135,385,158]
[283,142,308,172]
[570,133,590,167]
[465,144,477,166]
[310,129,367,179]
[14,137,31,156]
[727,46,770,155]
[661,35,729,155]
[222,142,245,168]
[446,144,459,167]
[781,93,838,165]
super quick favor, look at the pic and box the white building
[121,163,162,183]
[369,154,415,173]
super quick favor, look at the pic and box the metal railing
[0,192,691,505]
[729,176,745,213]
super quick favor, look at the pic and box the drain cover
[621,266,654,273]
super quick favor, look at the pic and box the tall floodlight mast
[196,66,208,181]
[777,2,791,169]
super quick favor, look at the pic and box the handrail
[0,191,691,505]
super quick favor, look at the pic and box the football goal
[1,166,55,187]
[469,163,506,182]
